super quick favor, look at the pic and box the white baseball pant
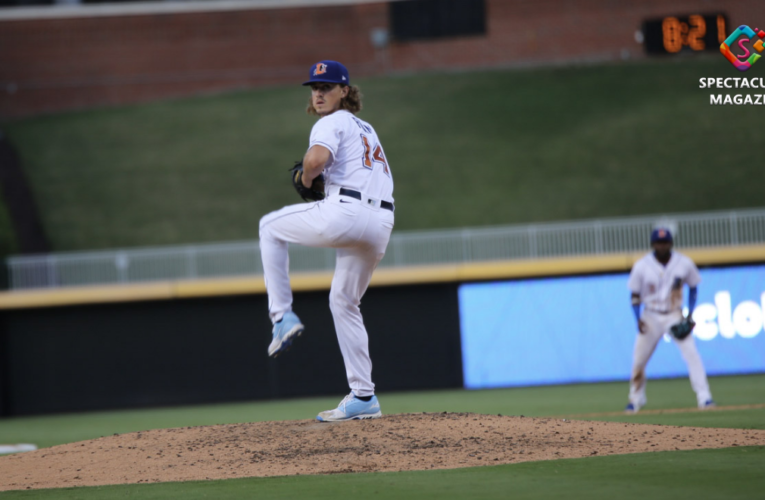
[628,309,712,408]
[259,188,394,397]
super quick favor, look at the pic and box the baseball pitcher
[259,60,394,421]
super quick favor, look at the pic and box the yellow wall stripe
[1,244,763,310]
[0,282,175,309]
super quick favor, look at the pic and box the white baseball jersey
[627,251,701,313]
[260,107,395,399]
[309,110,394,202]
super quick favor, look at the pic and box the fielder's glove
[670,318,695,340]
[289,161,325,202]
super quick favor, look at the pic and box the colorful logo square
[720,25,764,71]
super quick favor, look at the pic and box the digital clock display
[642,14,728,55]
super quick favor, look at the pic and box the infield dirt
[2,412,764,491]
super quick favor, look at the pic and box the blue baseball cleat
[268,311,304,357]
[700,399,716,409]
[316,393,382,422]
[624,402,640,414]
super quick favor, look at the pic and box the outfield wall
[0,284,463,417]
[1,247,764,417]
[2,0,763,116]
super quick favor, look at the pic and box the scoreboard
[642,14,728,55]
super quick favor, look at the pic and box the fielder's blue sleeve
[688,287,698,315]
[631,293,641,322]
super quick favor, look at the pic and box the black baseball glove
[670,318,695,340]
[289,161,325,202]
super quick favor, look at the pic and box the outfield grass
[2,56,761,251]
[3,374,763,449]
[2,374,763,499]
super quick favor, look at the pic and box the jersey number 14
[360,135,390,175]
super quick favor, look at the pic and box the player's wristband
[688,287,698,316]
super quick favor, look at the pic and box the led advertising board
[459,264,765,389]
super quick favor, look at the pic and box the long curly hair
[306,85,363,116]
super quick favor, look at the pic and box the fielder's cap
[302,60,350,86]
[651,227,673,243]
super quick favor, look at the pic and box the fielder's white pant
[628,309,712,408]
[259,187,394,397]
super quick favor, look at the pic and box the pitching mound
[3,412,764,491]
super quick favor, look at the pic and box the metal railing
[7,208,765,290]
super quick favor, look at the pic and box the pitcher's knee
[329,288,358,313]
[259,213,277,239]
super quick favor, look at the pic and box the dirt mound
[2,412,764,491]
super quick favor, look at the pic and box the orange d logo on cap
[303,60,350,86]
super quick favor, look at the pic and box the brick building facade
[0,0,762,117]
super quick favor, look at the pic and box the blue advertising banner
[458,264,765,389]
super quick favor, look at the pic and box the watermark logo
[720,25,765,71]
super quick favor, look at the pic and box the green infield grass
[2,446,763,499]
[2,56,761,251]
[2,373,763,449]
[2,374,763,499]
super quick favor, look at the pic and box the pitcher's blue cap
[302,60,350,86]
[651,228,673,243]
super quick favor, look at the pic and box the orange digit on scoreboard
[688,15,706,51]
[662,17,683,53]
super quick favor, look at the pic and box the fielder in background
[259,60,395,422]
[625,228,715,413]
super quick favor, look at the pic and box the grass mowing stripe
[2,447,763,500]
[588,409,765,431]
[567,403,765,418]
